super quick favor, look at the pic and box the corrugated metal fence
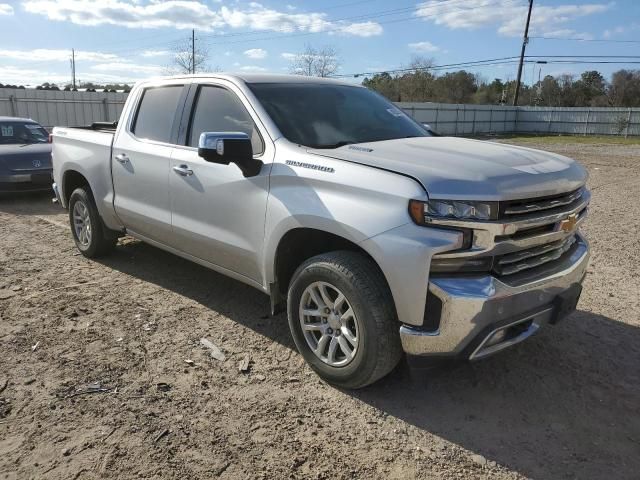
[1,88,638,137]
[0,88,127,129]
[398,102,640,137]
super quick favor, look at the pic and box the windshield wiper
[310,141,356,149]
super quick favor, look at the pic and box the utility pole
[513,0,533,106]
[191,29,195,74]
[70,48,76,90]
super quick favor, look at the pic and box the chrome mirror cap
[198,132,250,151]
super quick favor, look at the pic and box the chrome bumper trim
[400,234,589,357]
[52,182,62,205]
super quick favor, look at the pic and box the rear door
[112,82,188,245]
[169,81,272,283]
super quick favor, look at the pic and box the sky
[0,0,639,87]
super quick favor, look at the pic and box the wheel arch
[269,227,397,319]
[61,169,90,205]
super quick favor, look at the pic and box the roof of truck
[150,73,357,86]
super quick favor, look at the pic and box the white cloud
[280,52,297,60]
[22,0,383,36]
[408,41,440,53]
[90,62,164,75]
[0,3,13,15]
[415,0,610,37]
[604,23,639,38]
[0,48,119,62]
[22,0,225,30]
[244,48,267,59]
[335,21,383,37]
[140,49,170,57]
[239,65,268,72]
[0,64,148,86]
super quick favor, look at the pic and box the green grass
[493,134,640,145]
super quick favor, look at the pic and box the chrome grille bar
[494,235,577,276]
[503,188,584,216]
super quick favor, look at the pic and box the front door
[169,83,271,283]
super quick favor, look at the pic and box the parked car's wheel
[68,187,117,258]
[287,251,402,389]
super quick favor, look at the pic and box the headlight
[409,199,498,223]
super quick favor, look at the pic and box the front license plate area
[550,284,582,324]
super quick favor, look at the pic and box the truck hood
[308,137,587,200]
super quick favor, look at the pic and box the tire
[287,251,402,389]
[68,187,117,258]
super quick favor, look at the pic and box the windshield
[0,121,49,145]
[247,83,429,149]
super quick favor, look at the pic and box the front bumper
[400,233,589,359]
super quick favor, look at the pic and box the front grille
[493,234,577,276]
[501,188,584,217]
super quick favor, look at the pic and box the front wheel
[287,251,402,389]
[68,187,117,258]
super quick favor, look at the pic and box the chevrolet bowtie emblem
[559,213,579,233]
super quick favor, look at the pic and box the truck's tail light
[48,134,53,143]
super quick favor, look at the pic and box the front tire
[287,251,402,389]
[68,187,117,258]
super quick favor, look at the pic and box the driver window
[188,85,264,155]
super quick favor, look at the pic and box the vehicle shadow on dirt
[355,308,640,480]
[98,240,640,480]
[0,191,59,215]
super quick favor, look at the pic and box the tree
[170,33,210,74]
[289,45,340,77]
[434,71,477,103]
[608,69,640,107]
[362,72,400,101]
[398,56,436,102]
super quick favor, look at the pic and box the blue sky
[0,0,638,87]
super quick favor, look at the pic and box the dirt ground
[1,140,639,480]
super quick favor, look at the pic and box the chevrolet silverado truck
[51,74,590,388]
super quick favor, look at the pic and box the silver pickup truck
[52,74,590,388]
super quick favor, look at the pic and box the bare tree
[289,45,340,78]
[168,34,210,74]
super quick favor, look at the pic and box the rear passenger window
[132,86,183,143]
[188,85,264,155]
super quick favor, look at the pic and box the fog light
[484,329,508,347]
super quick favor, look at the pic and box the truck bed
[51,126,118,228]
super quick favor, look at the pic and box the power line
[530,36,640,44]
[333,56,640,79]
[332,56,522,78]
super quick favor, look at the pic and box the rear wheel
[287,251,402,389]
[68,187,117,258]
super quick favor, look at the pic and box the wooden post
[102,97,109,121]
[584,108,590,136]
[547,108,553,133]
[9,94,18,116]
[434,105,439,131]
[625,108,632,138]
[471,106,476,135]
[489,106,493,134]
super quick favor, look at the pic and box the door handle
[114,153,129,164]
[172,165,194,176]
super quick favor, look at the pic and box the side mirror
[198,132,263,177]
